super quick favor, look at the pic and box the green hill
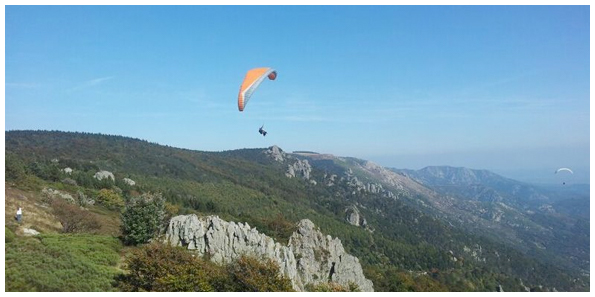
[4,130,589,291]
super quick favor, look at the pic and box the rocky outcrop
[289,219,373,291]
[265,145,286,162]
[94,170,114,181]
[286,159,313,182]
[345,205,367,228]
[23,228,40,236]
[265,146,317,185]
[165,215,373,292]
[123,178,136,186]
[41,187,75,204]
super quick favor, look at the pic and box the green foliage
[117,242,293,292]
[6,227,16,243]
[51,198,102,233]
[120,192,166,245]
[5,233,122,291]
[226,255,294,292]
[117,242,222,292]
[5,130,590,292]
[5,151,28,182]
[96,188,125,210]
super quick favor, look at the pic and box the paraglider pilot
[259,125,267,136]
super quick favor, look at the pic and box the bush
[226,255,294,292]
[51,199,102,233]
[120,192,166,245]
[117,242,228,292]
[96,188,125,210]
[118,243,295,292]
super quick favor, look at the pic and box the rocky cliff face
[165,214,373,292]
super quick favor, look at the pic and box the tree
[5,151,27,182]
[120,192,166,245]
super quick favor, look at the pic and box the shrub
[117,242,228,292]
[118,243,295,292]
[51,199,102,233]
[226,255,294,292]
[96,188,125,210]
[120,192,166,245]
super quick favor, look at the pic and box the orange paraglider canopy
[238,67,277,111]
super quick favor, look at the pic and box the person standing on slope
[16,207,22,224]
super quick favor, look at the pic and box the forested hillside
[4,130,589,291]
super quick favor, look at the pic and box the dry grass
[5,182,123,236]
[5,183,62,234]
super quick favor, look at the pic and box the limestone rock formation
[94,170,114,181]
[286,159,313,181]
[289,219,373,291]
[41,187,75,204]
[165,214,373,291]
[265,145,286,162]
[344,205,367,228]
[123,177,136,186]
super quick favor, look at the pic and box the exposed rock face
[289,219,373,291]
[265,145,286,162]
[165,215,373,292]
[345,205,367,227]
[265,146,316,185]
[286,159,313,181]
[123,178,136,186]
[94,170,114,181]
[42,187,75,204]
[338,168,396,200]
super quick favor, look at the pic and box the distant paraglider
[555,168,574,174]
[555,167,573,185]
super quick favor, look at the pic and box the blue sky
[4,5,590,184]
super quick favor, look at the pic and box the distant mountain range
[4,131,590,291]
[392,166,589,273]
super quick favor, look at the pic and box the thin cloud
[6,82,42,88]
[68,76,114,92]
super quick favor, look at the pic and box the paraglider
[237,67,277,136]
[258,125,267,136]
[555,168,573,185]
[237,67,277,112]
[555,168,574,174]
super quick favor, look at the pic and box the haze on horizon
[4,5,590,185]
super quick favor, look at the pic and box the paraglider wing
[555,168,574,174]
[238,67,277,112]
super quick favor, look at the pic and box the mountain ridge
[4,130,589,291]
